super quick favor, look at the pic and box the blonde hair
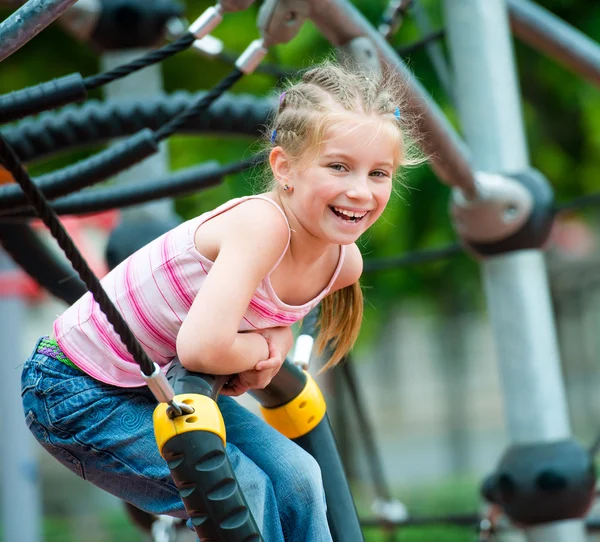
[264,61,421,370]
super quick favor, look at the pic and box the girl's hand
[220,327,293,397]
[254,326,293,371]
[220,368,273,396]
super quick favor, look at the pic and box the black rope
[362,514,600,532]
[555,191,600,213]
[84,32,196,91]
[397,30,446,56]
[361,513,480,528]
[589,433,600,457]
[2,153,267,220]
[363,242,463,273]
[0,131,155,377]
[341,355,393,501]
[379,0,414,40]
[0,68,246,214]
[4,91,271,163]
[154,68,244,141]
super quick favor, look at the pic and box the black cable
[216,51,294,79]
[363,242,463,273]
[0,32,196,125]
[362,515,600,532]
[341,355,393,502]
[555,192,600,213]
[0,131,155,376]
[396,30,445,57]
[154,68,244,141]
[0,68,246,212]
[589,433,600,457]
[379,0,414,40]
[0,223,86,305]
[4,91,273,163]
[1,153,267,220]
[84,32,196,91]
[0,129,158,211]
[361,513,480,528]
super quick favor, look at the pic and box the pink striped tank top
[54,195,346,387]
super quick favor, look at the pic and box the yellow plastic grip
[153,393,226,457]
[0,166,14,185]
[260,372,326,439]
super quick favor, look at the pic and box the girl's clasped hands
[221,326,294,396]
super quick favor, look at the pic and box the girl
[21,62,416,541]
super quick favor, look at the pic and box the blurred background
[2,0,600,540]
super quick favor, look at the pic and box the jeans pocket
[20,362,42,397]
[25,410,86,479]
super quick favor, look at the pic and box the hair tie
[279,91,286,105]
[394,107,401,120]
[270,129,277,143]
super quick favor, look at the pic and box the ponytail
[315,280,363,372]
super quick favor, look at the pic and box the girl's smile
[284,113,397,246]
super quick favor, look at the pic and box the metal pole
[307,0,478,200]
[508,0,600,89]
[442,2,585,542]
[0,0,78,62]
[0,251,43,542]
[99,51,173,222]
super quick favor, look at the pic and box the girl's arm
[176,199,289,374]
[330,242,363,293]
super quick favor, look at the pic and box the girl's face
[284,114,397,246]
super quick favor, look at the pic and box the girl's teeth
[333,207,366,218]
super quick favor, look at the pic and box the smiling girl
[21,62,418,541]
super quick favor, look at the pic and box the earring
[283,184,290,191]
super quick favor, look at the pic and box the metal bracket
[451,171,533,244]
[188,5,223,39]
[451,169,555,255]
[257,0,310,47]
[219,0,256,11]
[337,36,382,77]
[142,361,194,417]
[57,0,102,42]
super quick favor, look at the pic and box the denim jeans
[21,338,332,542]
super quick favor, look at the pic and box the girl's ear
[269,147,292,190]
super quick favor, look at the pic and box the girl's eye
[371,170,390,178]
[329,164,347,172]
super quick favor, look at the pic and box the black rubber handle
[0,128,158,211]
[0,73,87,125]
[161,359,262,541]
[163,431,262,542]
[166,358,229,400]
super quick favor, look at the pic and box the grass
[357,475,481,542]
[0,476,482,541]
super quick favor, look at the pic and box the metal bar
[0,0,78,63]
[306,0,478,201]
[410,0,453,100]
[0,251,43,542]
[508,0,600,89]
[99,50,173,222]
[443,1,584,541]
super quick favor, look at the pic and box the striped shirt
[54,195,346,387]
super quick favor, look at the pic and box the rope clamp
[141,361,194,418]
[235,39,269,74]
[188,4,224,40]
[257,0,310,47]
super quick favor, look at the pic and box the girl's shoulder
[331,243,363,292]
[194,195,290,262]
[213,195,289,240]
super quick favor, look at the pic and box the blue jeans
[21,338,332,542]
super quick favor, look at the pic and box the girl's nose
[346,176,371,200]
